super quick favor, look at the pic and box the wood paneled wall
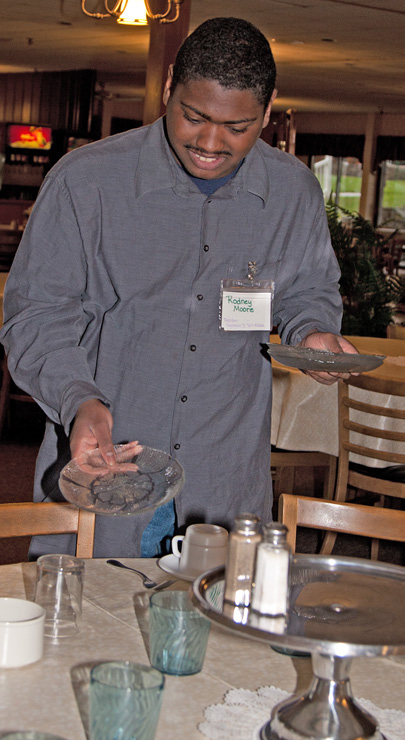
[0,70,96,135]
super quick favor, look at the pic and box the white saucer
[157,554,199,582]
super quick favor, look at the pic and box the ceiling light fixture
[81,0,183,25]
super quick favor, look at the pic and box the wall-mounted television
[7,124,52,151]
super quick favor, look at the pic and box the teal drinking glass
[89,661,164,740]
[149,590,211,676]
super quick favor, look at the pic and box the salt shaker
[223,513,261,607]
[251,522,290,616]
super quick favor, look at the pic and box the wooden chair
[387,324,405,340]
[279,494,405,556]
[0,502,96,558]
[322,374,405,557]
[271,449,337,501]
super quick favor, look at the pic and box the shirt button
[203,245,209,252]
[174,443,181,450]
[197,294,203,301]
[189,344,196,351]
[181,395,188,402]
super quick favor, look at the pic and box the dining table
[271,335,405,467]
[0,558,404,739]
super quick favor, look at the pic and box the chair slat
[0,502,95,559]
[343,397,405,419]
[279,495,405,553]
[343,419,405,443]
[342,441,405,464]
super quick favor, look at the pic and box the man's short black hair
[171,17,277,109]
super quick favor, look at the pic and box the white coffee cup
[172,523,228,577]
[0,597,45,668]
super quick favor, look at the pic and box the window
[312,156,362,213]
[377,160,405,229]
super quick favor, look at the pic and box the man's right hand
[70,399,115,465]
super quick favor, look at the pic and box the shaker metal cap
[263,522,288,535]
[262,521,288,542]
[234,513,261,533]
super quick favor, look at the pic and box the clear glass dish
[59,442,185,516]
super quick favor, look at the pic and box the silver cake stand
[191,554,405,740]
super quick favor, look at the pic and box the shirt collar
[134,118,182,199]
[240,141,271,205]
[135,118,271,204]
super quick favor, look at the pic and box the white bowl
[0,597,45,667]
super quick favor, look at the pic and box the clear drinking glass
[34,554,84,639]
[89,661,164,740]
[149,590,211,675]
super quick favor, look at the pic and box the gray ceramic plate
[59,442,185,515]
[266,343,385,372]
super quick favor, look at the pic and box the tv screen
[7,124,52,151]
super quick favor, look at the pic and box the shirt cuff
[285,322,342,346]
[60,381,112,435]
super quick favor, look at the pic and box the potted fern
[326,202,403,337]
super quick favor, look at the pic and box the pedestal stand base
[260,654,387,740]
[262,727,386,740]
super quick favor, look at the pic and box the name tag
[220,279,274,332]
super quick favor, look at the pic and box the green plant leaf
[326,202,404,337]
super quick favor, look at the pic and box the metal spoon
[106,559,174,589]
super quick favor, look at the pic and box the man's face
[163,75,273,180]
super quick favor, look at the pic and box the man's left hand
[298,331,359,385]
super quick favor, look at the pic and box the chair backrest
[279,493,405,553]
[339,374,405,468]
[0,502,96,558]
[271,450,337,500]
[387,324,405,340]
[321,374,405,557]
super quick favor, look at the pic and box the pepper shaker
[223,513,261,607]
[251,522,291,616]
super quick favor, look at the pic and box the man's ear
[162,64,174,106]
[262,88,277,129]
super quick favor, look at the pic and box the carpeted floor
[0,400,403,566]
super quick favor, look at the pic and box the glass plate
[59,442,185,516]
[266,343,385,372]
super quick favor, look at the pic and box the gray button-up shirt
[1,118,342,557]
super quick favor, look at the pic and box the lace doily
[198,685,405,740]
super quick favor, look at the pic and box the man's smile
[185,146,230,171]
[185,146,231,158]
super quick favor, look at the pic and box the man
[0,18,357,558]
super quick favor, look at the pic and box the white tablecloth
[271,336,405,466]
[0,558,404,739]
